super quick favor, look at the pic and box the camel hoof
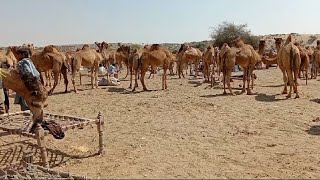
[74,90,78,93]
[143,88,149,91]
[223,91,227,95]
[295,95,300,99]
[128,86,132,89]
[282,91,287,95]
[132,88,136,92]
[247,92,253,95]
[286,95,291,99]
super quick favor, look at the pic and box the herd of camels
[0,33,319,129]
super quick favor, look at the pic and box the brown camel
[95,41,111,67]
[312,42,320,79]
[219,43,237,95]
[233,37,261,94]
[0,48,16,68]
[0,68,48,131]
[71,44,103,92]
[29,45,69,95]
[295,43,309,85]
[176,44,202,78]
[277,34,301,99]
[256,40,266,69]
[202,44,215,82]
[129,46,151,89]
[115,45,131,79]
[132,44,172,91]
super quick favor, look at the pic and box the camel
[277,34,301,99]
[202,45,215,82]
[295,43,309,85]
[115,45,131,79]
[95,41,111,66]
[0,48,16,68]
[132,44,172,91]
[71,44,103,92]
[28,45,69,95]
[256,40,266,69]
[233,37,261,94]
[219,43,237,95]
[313,42,320,79]
[176,44,202,78]
[0,68,48,131]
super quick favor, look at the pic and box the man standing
[14,48,40,111]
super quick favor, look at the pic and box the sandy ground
[1,67,320,179]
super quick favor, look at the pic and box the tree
[210,21,259,48]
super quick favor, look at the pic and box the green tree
[210,21,259,48]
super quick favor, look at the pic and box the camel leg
[227,70,235,95]
[241,68,247,93]
[223,70,227,95]
[194,62,199,78]
[162,65,168,90]
[94,66,99,88]
[129,67,133,89]
[132,68,139,91]
[178,63,182,79]
[40,72,45,86]
[140,65,149,91]
[247,66,254,95]
[90,67,94,89]
[286,69,294,98]
[294,68,300,98]
[72,71,78,93]
[212,64,215,84]
[281,70,288,95]
[61,65,69,93]
[124,65,129,79]
[305,64,309,85]
[48,71,59,95]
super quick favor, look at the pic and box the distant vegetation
[210,21,259,48]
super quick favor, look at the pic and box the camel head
[82,44,90,50]
[22,43,34,50]
[317,40,320,46]
[143,45,150,50]
[95,42,110,53]
[274,38,283,46]
[178,43,188,53]
[150,44,161,51]
[207,44,213,50]
[234,37,245,48]
[220,43,230,55]
[117,45,130,56]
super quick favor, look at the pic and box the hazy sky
[1,0,319,46]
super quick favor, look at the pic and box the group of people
[98,63,121,86]
[0,48,41,114]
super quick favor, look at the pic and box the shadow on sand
[254,93,285,102]
[306,126,320,136]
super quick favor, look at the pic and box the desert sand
[1,67,320,179]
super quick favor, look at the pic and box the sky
[1,0,319,46]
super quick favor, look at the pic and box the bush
[210,21,259,48]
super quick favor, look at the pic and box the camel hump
[150,44,161,51]
[43,45,59,54]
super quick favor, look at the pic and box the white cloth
[98,66,106,75]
